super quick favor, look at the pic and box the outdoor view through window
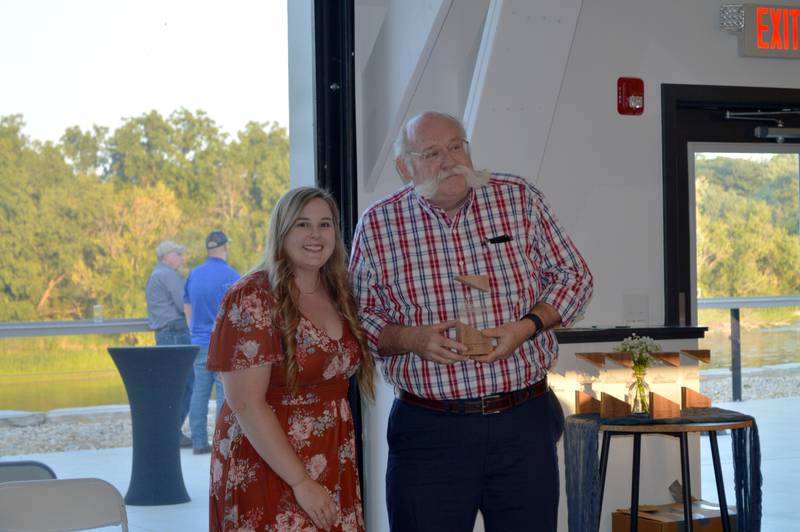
[693,152,800,404]
[0,0,290,436]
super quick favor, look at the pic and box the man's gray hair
[155,240,186,258]
[393,112,467,160]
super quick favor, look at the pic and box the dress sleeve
[206,276,284,371]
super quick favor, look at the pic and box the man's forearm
[530,302,561,331]
[377,324,415,356]
[183,303,192,328]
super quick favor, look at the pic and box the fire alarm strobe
[617,77,644,115]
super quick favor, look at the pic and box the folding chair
[0,478,129,532]
[0,460,56,483]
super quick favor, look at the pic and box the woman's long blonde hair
[253,186,375,400]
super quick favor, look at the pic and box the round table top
[600,419,753,433]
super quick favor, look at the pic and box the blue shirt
[183,257,240,347]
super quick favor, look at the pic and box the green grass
[0,333,153,375]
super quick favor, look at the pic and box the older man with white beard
[349,112,593,532]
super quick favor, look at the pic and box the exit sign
[740,4,800,58]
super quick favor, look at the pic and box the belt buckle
[481,394,503,415]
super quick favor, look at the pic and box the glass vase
[627,367,650,414]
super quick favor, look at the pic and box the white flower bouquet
[614,333,661,371]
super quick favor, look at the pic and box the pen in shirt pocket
[486,234,512,244]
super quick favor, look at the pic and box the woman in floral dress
[206,187,375,531]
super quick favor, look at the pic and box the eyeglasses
[407,139,470,162]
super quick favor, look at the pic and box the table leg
[630,433,641,532]
[679,433,694,532]
[598,430,611,522]
[708,431,732,532]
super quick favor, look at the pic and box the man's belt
[396,377,548,415]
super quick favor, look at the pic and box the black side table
[108,345,198,505]
[599,420,752,532]
[564,409,760,532]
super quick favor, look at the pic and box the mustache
[414,166,491,199]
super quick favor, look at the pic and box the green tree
[696,157,800,298]
[0,111,290,322]
[61,125,109,176]
[0,116,102,319]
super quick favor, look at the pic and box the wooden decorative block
[648,392,680,419]
[652,352,681,367]
[681,387,712,409]
[455,275,490,292]
[455,321,492,356]
[600,392,631,418]
[575,352,606,368]
[607,352,634,368]
[680,349,711,364]
[575,390,601,414]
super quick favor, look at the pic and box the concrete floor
[2,446,211,532]
[2,396,797,531]
[699,397,798,532]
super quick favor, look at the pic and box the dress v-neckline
[299,313,345,342]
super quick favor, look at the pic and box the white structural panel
[288,0,316,188]
[350,0,800,530]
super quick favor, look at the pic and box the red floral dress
[206,271,365,532]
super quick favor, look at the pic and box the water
[699,323,800,369]
[0,370,219,412]
[0,371,128,412]
[1,325,797,412]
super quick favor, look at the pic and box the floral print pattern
[207,272,365,532]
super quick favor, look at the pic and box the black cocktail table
[108,345,198,505]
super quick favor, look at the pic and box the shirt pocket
[480,238,537,321]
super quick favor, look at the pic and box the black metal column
[314,0,358,246]
[730,308,742,401]
[313,0,364,509]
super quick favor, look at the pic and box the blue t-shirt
[183,257,240,347]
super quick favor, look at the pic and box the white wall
[357,0,800,325]
[354,1,800,530]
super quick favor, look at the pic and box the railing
[0,318,150,338]
[4,296,799,402]
[697,295,800,401]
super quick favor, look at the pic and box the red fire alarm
[617,77,644,115]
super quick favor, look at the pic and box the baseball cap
[206,231,230,250]
[155,240,186,257]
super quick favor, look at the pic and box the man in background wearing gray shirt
[145,240,193,447]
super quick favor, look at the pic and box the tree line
[695,154,799,298]
[0,110,289,321]
[1,116,797,321]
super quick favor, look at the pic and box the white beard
[414,166,492,199]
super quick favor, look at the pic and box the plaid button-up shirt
[349,174,593,400]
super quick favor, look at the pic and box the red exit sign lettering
[741,4,800,58]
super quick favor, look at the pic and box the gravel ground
[700,364,800,403]
[2,365,798,456]
[0,412,216,456]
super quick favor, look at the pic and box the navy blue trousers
[386,390,564,532]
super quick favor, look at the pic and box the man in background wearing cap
[146,240,194,448]
[183,230,240,454]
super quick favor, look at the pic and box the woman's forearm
[231,400,308,487]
